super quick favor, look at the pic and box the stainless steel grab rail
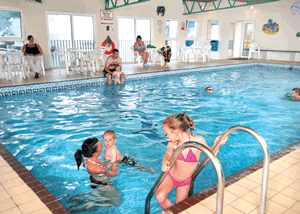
[188,125,270,214]
[145,141,225,214]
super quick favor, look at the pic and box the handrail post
[145,141,225,214]
[189,126,269,214]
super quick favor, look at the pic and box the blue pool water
[1,65,300,214]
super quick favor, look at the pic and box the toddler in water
[103,130,155,173]
[103,130,122,169]
[112,66,122,85]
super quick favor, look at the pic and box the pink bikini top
[176,134,198,163]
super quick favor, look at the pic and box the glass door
[118,18,151,62]
[241,21,255,58]
[47,13,95,67]
[166,20,178,60]
[228,21,235,58]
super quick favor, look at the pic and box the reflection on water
[67,184,122,213]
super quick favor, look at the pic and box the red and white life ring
[102,39,115,55]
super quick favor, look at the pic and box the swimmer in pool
[155,112,227,209]
[103,130,155,174]
[75,138,118,186]
[285,88,300,101]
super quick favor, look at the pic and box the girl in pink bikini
[156,112,227,209]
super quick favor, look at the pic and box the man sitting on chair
[103,49,126,85]
[22,35,43,78]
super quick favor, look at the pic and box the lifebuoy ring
[102,39,115,55]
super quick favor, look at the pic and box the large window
[207,20,219,40]
[47,13,95,67]
[118,17,151,62]
[186,20,198,39]
[0,9,24,51]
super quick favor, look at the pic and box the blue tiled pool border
[0,63,299,97]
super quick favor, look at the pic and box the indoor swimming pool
[0,64,300,214]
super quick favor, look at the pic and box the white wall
[0,0,299,66]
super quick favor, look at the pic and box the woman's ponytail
[74,149,83,170]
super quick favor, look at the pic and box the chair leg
[66,62,70,75]
[7,66,11,80]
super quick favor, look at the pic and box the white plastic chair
[131,46,143,67]
[4,51,26,80]
[25,55,45,76]
[151,48,164,66]
[95,47,106,70]
[248,43,260,59]
[196,45,211,63]
[179,46,187,62]
[55,48,78,75]
[80,51,96,73]
[0,48,7,79]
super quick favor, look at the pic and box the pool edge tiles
[159,140,300,214]
[1,62,299,97]
[0,143,71,214]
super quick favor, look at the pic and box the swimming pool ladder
[188,125,270,214]
[144,125,270,214]
[144,141,225,214]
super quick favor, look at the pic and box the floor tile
[272,160,293,169]
[0,166,14,174]
[269,164,288,174]
[279,156,300,164]
[0,207,23,214]
[223,190,239,205]
[287,180,300,192]
[30,207,53,214]
[0,198,16,212]
[281,170,300,180]
[19,198,48,214]
[265,200,288,214]
[0,171,19,182]
[230,198,257,213]
[270,193,297,208]
[0,190,11,202]
[288,202,300,213]
[244,173,262,184]
[267,180,288,192]
[283,209,299,214]
[241,191,261,207]
[252,187,278,199]
[222,205,245,214]
[12,190,40,205]
[225,184,250,197]
[235,178,260,190]
[1,177,25,190]
[6,184,31,198]
[280,187,300,200]
[185,202,214,214]
[271,174,296,186]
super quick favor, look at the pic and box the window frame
[0,7,25,42]
[206,20,220,40]
[186,20,199,39]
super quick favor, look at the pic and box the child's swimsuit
[167,134,198,187]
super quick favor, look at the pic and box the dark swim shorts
[103,68,116,77]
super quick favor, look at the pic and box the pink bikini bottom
[168,172,192,187]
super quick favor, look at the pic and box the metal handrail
[145,141,225,214]
[188,125,270,214]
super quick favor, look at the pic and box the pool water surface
[0,65,300,214]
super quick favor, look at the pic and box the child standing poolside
[103,130,155,173]
[112,66,122,85]
[155,112,227,209]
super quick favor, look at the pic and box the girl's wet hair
[163,112,195,135]
[74,138,99,170]
[27,35,33,40]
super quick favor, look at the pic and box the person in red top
[22,35,43,78]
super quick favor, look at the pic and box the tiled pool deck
[1,59,300,214]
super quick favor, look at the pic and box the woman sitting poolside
[75,138,118,186]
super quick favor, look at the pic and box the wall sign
[262,19,279,35]
[100,9,114,25]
